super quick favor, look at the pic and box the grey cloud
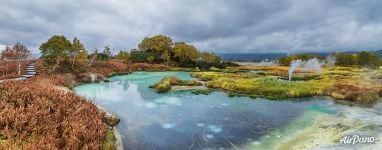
[0,0,381,53]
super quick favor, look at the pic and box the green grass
[193,69,380,104]
[191,72,260,81]
[151,67,381,104]
[103,129,116,150]
[206,76,330,99]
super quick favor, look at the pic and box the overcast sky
[1,0,382,54]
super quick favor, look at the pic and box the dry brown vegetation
[37,59,169,77]
[89,59,129,76]
[129,63,168,71]
[89,61,168,76]
[0,79,107,149]
[0,60,31,80]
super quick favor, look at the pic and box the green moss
[103,129,116,150]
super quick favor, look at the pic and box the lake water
[73,72,346,150]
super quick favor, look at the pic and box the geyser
[288,60,303,81]
[288,58,322,81]
[302,58,321,73]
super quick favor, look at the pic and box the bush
[0,60,31,80]
[129,63,168,71]
[0,80,107,149]
[90,59,128,76]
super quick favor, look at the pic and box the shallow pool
[74,72,339,149]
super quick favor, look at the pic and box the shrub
[129,63,168,71]
[90,59,128,76]
[0,60,31,80]
[0,80,107,149]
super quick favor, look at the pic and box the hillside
[375,49,382,58]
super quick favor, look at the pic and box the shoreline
[54,84,124,150]
[244,99,382,150]
[67,71,381,150]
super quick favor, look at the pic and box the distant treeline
[219,53,287,62]
[279,51,381,69]
[38,35,238,73]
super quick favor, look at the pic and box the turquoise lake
[74,72,340,150]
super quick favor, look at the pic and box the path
[0,61,37,83]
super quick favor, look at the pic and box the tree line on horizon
[279,52,381,69]
[2,35,381,75]
[37,35,237,73]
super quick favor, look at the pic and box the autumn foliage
[0,60,31,80]
[129,63,168,71]
[0,79,106,149]
[89,59,128,76]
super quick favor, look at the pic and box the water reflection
[74,72,332,150]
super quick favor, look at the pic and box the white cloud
[0,0,381,53]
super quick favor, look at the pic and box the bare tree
[0,46,14,60]
[1,42,31,75]
[89,48,98,66]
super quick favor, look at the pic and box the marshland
[1,33,381,150]
[2,1,382,149]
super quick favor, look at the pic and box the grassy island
[149,76,202,93]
